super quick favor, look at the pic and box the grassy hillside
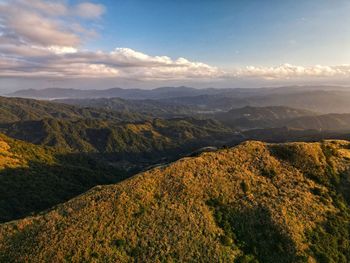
[0,133,127,223]
[0,140,349,262]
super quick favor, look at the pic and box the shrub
[261,168,277,178]
[240,181,250,193]
[112,239,126,248]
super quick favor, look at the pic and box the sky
[1,0,350,92]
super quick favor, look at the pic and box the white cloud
[15,0,68,16]
[3,10,81,46]
[0,0,101,48]
[1,1,350,82]
[47,46,78,55]
[74,2,105,19]
[234,63,350,80]
[0,46,222,79]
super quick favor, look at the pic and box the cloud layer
[235,64,350,80]
[1,0,350,83]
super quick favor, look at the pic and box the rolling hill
[213,106,350,131]
[0,118,237,169]
[0,96,146,123]
[214,106,316,129]
[57,97,198,118]
[0,140,349,262]
[0,133,127,223]
[283,114,350,131]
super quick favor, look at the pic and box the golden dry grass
[0,140,349,262]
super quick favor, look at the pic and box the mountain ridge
[0,139,349,262]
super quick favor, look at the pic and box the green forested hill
[1,140,349,262]
[0,133,127,223]
[57,97,198,118]
[0,118,235,164]
[0,96,146,123]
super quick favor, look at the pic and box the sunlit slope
[0,133,126,223]
[0,140,349,262]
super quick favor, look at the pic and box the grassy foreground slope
[0,140,350,262]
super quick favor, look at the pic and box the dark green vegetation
[2,96,350,162]
[0,96,146,123]
[0,140,349,262]
[58,97,198,118]
[0,133,127,223]
[0,96,241,171]
[0,117,235,167]
[207,201,298,263]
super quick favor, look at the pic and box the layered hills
[215,106,350,131]
[58,97,198,118]
[7,86,222,100]
[0,118,235,167]
[0,140,349,262]
[214,106,316,129]
[8,86,350,113]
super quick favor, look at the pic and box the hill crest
[1,140,349,262]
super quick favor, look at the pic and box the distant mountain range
[7,86,226,100]
[13,85,348,114]
[214,106,350,131]
[159,89,350,113]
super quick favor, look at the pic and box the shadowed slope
[0,134,127,223]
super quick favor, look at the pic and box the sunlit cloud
[74,2,106,19]
[234,64,350,80]
[1,0,350,83]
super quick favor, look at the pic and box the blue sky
[1,0,350,91]
[87,0,350,67]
